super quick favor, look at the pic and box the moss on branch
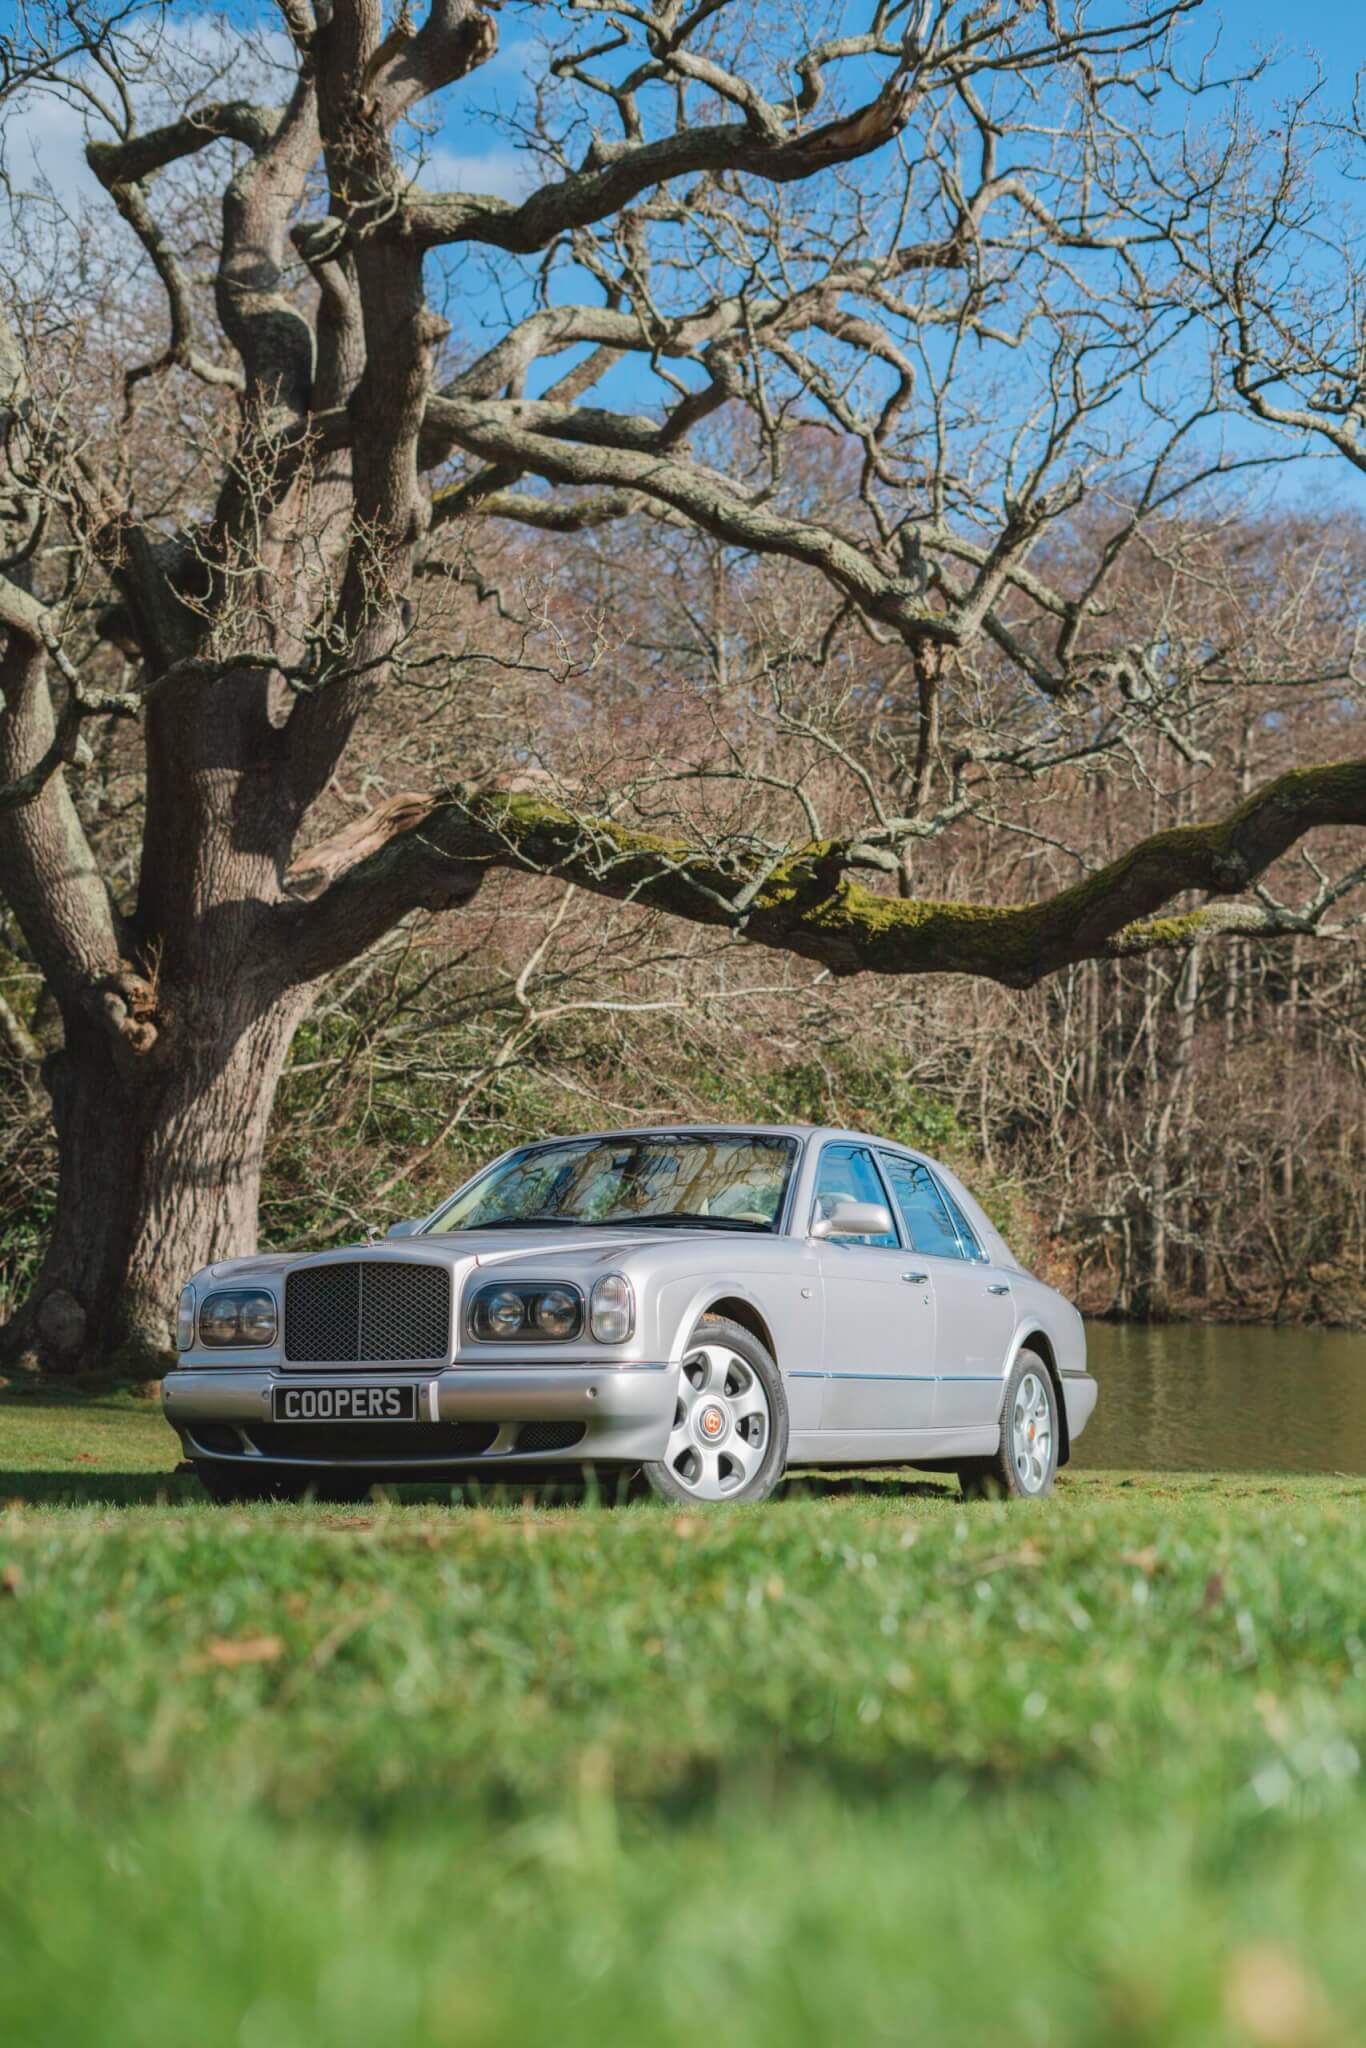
[288,759,1366,989]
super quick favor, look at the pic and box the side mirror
[385,1219,422,1238]
[811,1198,894,1241]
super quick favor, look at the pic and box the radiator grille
[284,1261,451,1365]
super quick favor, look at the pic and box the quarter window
[937,1182,984,1261]
[813,1144,898,1247]
[878,1154,965,1260]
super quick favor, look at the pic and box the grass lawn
[1,1388,1364,2046]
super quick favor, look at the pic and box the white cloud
[0,5,535,279]
[1,82,103,213]
[410,143,529,201]
[1,8,294,227]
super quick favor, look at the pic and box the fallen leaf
[1,1562,21,1596]
[1255,1692,1291,1742]
[672,1516,697,1538]
[1120,1546,1159,1577]
[1202,1571,1225,1614]
[974,1540,1045,1577]
[202,1634,284,1669]
[1223,1942,1334,2046]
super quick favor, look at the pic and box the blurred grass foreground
[1,1389,1363,2047]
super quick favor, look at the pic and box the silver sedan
[163,1124,1097,1505]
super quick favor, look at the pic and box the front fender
[658,1277,776,1364]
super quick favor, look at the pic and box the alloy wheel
[1011,1369,1053,1493]
[664,1342,772,1500]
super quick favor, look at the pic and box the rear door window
[878,1154,965,1260]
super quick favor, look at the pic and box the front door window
[812,1144,898,1247]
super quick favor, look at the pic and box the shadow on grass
[779,1470,958,1503]
[0,1466,961,1511]
[0,1470,200,1507]
[0,1381,162,1408]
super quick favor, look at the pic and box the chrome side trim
[788,1370,1002,1384]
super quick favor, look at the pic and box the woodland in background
[5,493,1363,1330]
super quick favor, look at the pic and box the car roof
[527,1123,917,1152]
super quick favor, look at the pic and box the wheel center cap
[699,1404,727,1440]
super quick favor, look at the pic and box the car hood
[206,1226,721,1283]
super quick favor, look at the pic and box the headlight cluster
[467,1274,634,1345]
[469,1282,584,1342]
[588,1273,633,1344]
[196,1289,278,1347]
[176,1285,197,1351]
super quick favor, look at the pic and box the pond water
[1076,1321,1366,1474]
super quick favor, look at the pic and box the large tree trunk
[8,985,312,1376]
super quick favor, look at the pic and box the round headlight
[485,1289,525,1337]
[237,1291,278,1345]
[175,1285,196,1352]
[533,1287,579,1338]
[589,1272,634,1344]
[198,1293,241,1345]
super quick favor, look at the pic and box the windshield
[423,1133,798,1234]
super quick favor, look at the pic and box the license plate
[272,1384,418,1423]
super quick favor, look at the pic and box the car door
[814,1143,937,1431]
[877,1153,1015,1428]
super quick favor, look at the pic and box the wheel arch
[1012,1326,1070,1467]
[697,1294,778,1364]
[662,1278,784,1370]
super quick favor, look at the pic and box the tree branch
[422,396,953,644]
[277,761,1366,990]
[399,74,917,253]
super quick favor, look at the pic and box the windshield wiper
[603,1212,771,1232]
[459,1215,594,1230]
[459,1211,772,1233]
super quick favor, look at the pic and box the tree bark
[8,985,313,1375]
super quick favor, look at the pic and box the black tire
[192,1461,366,1504]
[958,1348,1060,1501]
[642,1315,789,1508]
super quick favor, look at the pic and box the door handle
[902,1271,929,1284]
[986,1282,1011,1295]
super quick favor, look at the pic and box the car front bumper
[162,1364,677,1468]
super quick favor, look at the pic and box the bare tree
[1,0,1364,1372]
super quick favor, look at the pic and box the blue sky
[1234,0,1360,77]
[2,1,1363,507]
[5,2,1363,216]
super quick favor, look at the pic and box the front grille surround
[284,1260,452,1365]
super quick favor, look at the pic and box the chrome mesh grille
[284,1262,450,1365]
[516,1421,586,1454]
